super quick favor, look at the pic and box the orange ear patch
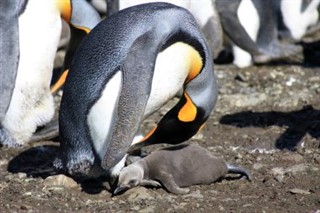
[185,45,203,83]
[50,69,69,94]
[178,92,197,122]
[57,0,72,23]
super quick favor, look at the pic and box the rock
[228,93,267,108]
[253,163,264,170]
[17,173,27,179]
[126,187,153,202]
[271,167,285,182]
[0,159,8,166]
[285,164,307,176]
[288,188,311,195]
[43,175,78,188]
[280,153,304,163]
[182,190,203,199]
[139,206,156,213]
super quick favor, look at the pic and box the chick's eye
[128,179,137,185]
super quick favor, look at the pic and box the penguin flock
[0,0,319,195]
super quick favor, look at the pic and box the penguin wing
[0,1,24,120]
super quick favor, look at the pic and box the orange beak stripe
[136,126,157,144]
[51,69,69,94]
[178,92,197,122]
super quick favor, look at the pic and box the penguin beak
[113,185,130,195]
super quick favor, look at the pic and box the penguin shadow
[7,145,110,194]
[7,145,60,178]
[300,40,320,67]
[220,105,320,150]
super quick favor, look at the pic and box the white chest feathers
[281,0,320,40]
[233,0,260,68]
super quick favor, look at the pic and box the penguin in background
[0,0,101,147]
[216,0,302,68]
[55,2,218,178]
[114,0,223,59]
[278,0,320,41]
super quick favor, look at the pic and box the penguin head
[114,164,143,195]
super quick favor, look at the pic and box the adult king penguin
[56,2,218,178]
[0,0,100,147]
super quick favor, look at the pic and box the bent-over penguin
[116,0,223,59]
[0,0,100,147]
[114,144,250,195]
[55,2,218,178]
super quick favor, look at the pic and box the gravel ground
[1,36,320,213]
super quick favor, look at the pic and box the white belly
[233,0,260,68]
[281,0,320,40]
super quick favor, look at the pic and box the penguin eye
[128,179,138,186]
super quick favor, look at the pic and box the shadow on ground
[220,105,320,150]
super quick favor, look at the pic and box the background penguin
[0,1,25,146]
[0,0,100,147]
[113,0,223,59]
[115,144,250,195]
[55,2,218,178]
[279,0,320,41]
[216,0,302,68]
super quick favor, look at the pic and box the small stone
[17,173,27,179]
[126,187,153,202]
[271,167,285,182]
[0,159,8,166]
[43,175,78,188]
[280,153,304,163]
[285,164,307,176]
[139,206,155,213]
[253,163,264,170]
[288,188,311,195]
[182,190,203,199]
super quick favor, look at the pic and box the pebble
[253,163,264,170]
[126,187,153,202]
[17,173,27,179]
[182,190,203,199]
[285,164,307,176]
[0,159,8,166]
[280,153,304,163]
[43,175,78,188]
[288,188,311,195]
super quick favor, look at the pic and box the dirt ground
[1,41,320,212]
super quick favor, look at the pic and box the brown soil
[1,42,320,213]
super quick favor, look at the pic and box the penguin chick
[114,144,250,195]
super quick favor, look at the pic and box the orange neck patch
[57,0,72,23]
[185,45,203,83]
[178,92,197,122]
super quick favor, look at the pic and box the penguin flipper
[0,1,20,121]
[216,0,261,55]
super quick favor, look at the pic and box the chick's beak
[113,185,130,195]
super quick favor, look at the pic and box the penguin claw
[67,159,94,177]
[0,128,20,148]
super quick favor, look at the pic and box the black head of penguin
[57,2,217,178]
